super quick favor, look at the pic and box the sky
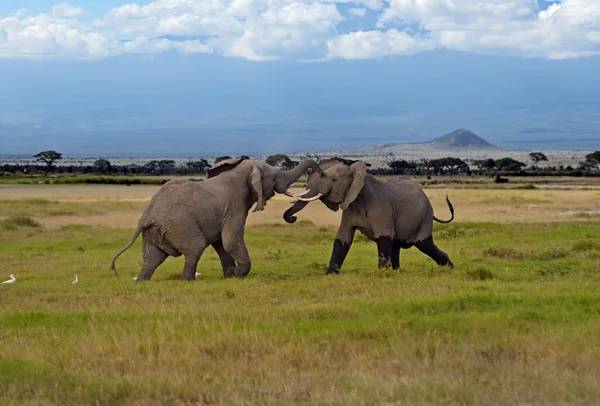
[0,0,599,157]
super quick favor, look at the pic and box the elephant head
[283,159,367,223]
[206,156,323,212]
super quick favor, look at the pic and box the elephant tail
[110,226,142,276]
[433,194,454,224]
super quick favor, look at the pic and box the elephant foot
[224,267,236,278]
[326,265,340,275]
[224,266,250,278]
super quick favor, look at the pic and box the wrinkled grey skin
[283,159,455,274]
[111,157,322,281]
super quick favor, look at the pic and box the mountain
[426,129,500,150]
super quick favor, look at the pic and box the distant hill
[425,129,500,150]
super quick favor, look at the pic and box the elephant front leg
[376,237,393,269]
[212,239,237,277]
[221,225,252,278]
[327,227,356,275]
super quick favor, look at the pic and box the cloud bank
[0,0,598,61]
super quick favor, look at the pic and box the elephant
[110,156,322,281]
[282,159,455,274]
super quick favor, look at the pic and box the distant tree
[265,154,299,170]
[34,150,63,173]
[332,156,371,167]
[214,156,232,164]
[495,157,526,171]
[529,152,548,166]
[185,159,210,174]
[145,160,176,175]
[388,159,417,175]
[585,151,600,165]
[429,157,469,174]
[93,158,112,174]
[473,158,496,171]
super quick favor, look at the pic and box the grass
[0,175,177,185]
[1,214,600,405]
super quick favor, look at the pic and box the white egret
[2,274,16,284]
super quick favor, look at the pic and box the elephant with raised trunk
[111,157,322,281]
[283,159,455,274]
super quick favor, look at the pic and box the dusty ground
[2,184,599,229]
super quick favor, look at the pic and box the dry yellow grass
[2,184,600,229]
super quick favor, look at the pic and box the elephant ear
[206,157,248,178]
[250,165,265,212]
[340,161,367,210]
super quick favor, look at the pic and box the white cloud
[0,0,598,61]
[52,3,85,18]
[348,8,367,18]
[327,29,435,59]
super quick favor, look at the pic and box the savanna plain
[1,176,600,405]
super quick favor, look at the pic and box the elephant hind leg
[137,238,168,281]
[212,239,237,277]
[180,240,208,281]
[415,236,454,268]
[392,240,402,270]
[376,236,393,269]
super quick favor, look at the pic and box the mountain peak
[430,129,499,150]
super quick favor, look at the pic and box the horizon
[1,1,599,156]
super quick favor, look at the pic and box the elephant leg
[391,240,402,270]
[212,239,237,277]
[415,236,454,268]
[376,236,393,269]
[327,226,356,275]
[221,225,251,278]
[179,238,208,281]
[137,239,168,281]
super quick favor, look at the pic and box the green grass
[1,221,600,405]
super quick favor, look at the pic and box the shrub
[482,247,527,260]
[537,247,569,260]
[572,240,598,252]
[4,216,43,228]
[466,267,494,281]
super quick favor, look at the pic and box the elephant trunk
[275,159,322,193]
[283,200,309,223]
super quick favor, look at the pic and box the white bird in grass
[2,274,16,284]
[72,274,78,284]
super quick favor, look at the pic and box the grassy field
[1,185,600,405]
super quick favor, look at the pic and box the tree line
[1,150,599,177]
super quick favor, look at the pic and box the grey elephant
[110,157,322,281]
[282,159,455,274]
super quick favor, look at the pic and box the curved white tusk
[295,193,324,202]
[284,189,311,198]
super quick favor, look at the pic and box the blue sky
[0,1,599,157]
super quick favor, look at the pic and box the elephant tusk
[294,193,324,202]
[284,189,311,199]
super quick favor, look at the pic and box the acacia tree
[473,158,496,171]
[585,151,600,165]
[495,157,526,171]
[529,152,548,169]
[93,158,112,174]
[34,150,63,173]
[185,159,210,174]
